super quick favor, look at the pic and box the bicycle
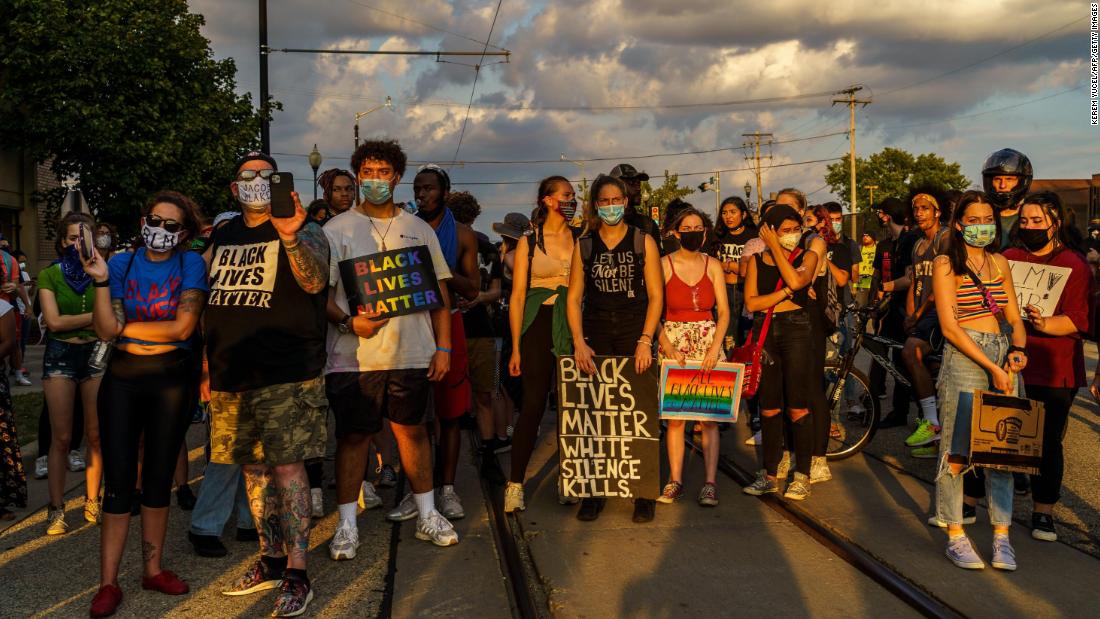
[824,299,925,460]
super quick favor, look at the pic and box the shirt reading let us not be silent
[324,208,452,374]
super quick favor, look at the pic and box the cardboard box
[963,390,1045,475]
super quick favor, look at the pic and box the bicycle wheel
[824,362,880,460]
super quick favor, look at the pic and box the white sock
[337,502,357,526]
[414,490,435,517]
[920,397,940,426]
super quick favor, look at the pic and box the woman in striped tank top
[931,191,1028,571]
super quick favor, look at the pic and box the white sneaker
[386,493,419,522]
[809,456,832,484]
[15,373,32,386]
[504,482,525,513]
[744,430,762,446]
[358,482,382,511]
[310,488,324,518]
[67,450,86,472]
[437,486,465,520]
[34,455,47,479]
[329,521,360,560]
[415,510,458,547]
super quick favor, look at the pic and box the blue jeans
[189,462,253,536]
[934,328,1020,527]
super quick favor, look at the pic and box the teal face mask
[962,223,997,247]
[359,179,392,205]
[831,221,843,235]
[597,204,625,225]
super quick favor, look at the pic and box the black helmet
[981,148,1032,210]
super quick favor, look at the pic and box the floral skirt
[0,373,26,510]
[660,320,717,361]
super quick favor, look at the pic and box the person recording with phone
[38,212,104,537]
[81,191,209,617]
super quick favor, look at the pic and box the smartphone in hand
[77,223,96,260]
[270,172,296,218]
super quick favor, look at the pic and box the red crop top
[664,255,716,322]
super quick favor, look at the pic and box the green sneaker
[905,419,941,447]
[910,445,937,459]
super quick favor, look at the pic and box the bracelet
[436,346,452,353]
[282,238,301,251]
[93,279,110,288]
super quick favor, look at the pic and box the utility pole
[832,86,871,239]
[866,185,878,209]
[742,132,773,210]
[259,0,269,152]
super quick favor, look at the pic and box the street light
[308,144,323,201]
[353,96,393,149]
[697,171,720,219]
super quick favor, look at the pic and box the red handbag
[729,248,802,398]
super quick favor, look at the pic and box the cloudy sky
[190,0,1096,234]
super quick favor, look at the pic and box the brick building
[1031,173,1100,231]
[0,150,62,274]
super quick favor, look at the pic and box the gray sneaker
[386,493,419,522]
[328,522,359,561]
[783,473,811,501]
[991,534,1017,571]
[945,535,985,570]
[742,470,778,496]
[358,482,382,511]
[415,510,458,547]
[34,455,47,480]
[698,482,718,507]
[809,456,832,484]
[776,451,792,482]
[437,486,465,520]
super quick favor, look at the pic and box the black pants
[756,310,814,477]
[510,306,556,483]
[869,306,911,417]
[584,311,647,357]
[724,284,744,347]
[98,349,194,514]
[1028,385,1076,505]
[809,313,830,457]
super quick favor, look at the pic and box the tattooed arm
[271,192,330,294]
[119,289,207,343]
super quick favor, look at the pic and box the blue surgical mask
[831,221,843,235]
[597,204,624,225]
[359,179,392,205]
[962,223,997,248]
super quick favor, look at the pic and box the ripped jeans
[934,328,1020,527]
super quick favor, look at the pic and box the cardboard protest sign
[659,360,744,423]
[557,356,659,500]
[338,246,443,319]
[1008,260,1072,318]
[949,390,1044,475]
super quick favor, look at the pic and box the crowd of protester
[0,143,1097,616]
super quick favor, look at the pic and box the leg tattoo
[142,540,158,564]
[274,466,312,567]
[244,465,286,558]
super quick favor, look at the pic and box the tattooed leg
[139,506,171,577]
[244,464,286,558]
[272,462,311,569]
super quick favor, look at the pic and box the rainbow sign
[658,360,744,422]
[338,245,443,319]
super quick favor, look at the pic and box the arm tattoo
[284,223,330,294]
[177,289,207,317]
[111,299,126,334]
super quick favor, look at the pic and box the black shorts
[326,369,430,437]
[757,310,814,411]
[910,313,944,352]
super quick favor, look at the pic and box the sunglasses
[147,215,183,233]
[236,169,275,181]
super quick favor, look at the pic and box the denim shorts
[42,338,103,383]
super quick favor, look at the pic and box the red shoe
[141,570,190,595]
[89,584,122,617]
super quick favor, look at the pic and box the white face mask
[95,234,112,249]
[778,232,802,251]
[235,177,271,212]
[142,223,181,253]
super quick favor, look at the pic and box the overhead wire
[344,0,508,51]
[450,0,505,166]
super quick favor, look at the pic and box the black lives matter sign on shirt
[338,245,443,319]
[557,356,659,500]
[208,240,280,309]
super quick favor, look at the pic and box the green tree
[641,171,695,227]
[0,0,271,230]
[825,147,970,212]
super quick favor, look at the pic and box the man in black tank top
[205,152,330,615]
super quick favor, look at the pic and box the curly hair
[350,139,407,179]
[446,191,482,225]
[318,168,356,203]
[145,190,205,240]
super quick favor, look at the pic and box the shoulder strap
[632,225,645,261]
[964,264,1007,325]
[752,248,802,349]
[665,255,676,277]
[580,234,594,265]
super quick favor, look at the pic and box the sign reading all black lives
[557,356,659,500]
[338,245,443,319]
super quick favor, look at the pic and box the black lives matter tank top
[205,217,327,392]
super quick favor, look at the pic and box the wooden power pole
[742,132,773,212]
[833,86,871,238]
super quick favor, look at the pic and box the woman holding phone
[38,212,103,536]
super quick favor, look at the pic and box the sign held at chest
[338,245,443,319]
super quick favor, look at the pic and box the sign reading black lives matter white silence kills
[338,245,443,319]
[557,356,659,500]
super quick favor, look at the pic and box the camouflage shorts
[209,376,328,466]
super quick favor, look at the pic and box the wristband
[436,346,452,353]
[93,279,110,288]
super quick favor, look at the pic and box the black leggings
[98,349,194,514]
[809,314,830,458]
[1028,385,1076,505]
[510,306,556,483]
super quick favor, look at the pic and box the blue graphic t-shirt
[108,248,209,346]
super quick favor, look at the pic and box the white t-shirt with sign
[324,208,452,373]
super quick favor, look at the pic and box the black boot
[632,498,655,523]
[576,498,604,521]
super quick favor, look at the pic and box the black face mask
[679,231,706,252]
[1018,226,1052,252]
